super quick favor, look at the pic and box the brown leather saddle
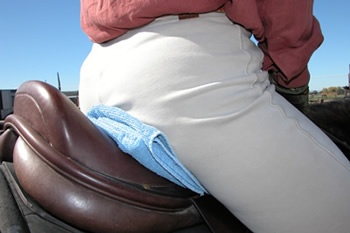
[0,81,250,233]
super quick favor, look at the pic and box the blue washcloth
[87,105,207,195]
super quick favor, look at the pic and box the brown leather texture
[3,81,202,233]
[0,128,17,163]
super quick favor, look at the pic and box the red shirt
[80,0,323,88]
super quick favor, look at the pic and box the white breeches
[80,13,350,233]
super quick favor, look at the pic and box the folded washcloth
[87,104,207,195]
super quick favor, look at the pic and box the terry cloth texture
[87,104,207,195]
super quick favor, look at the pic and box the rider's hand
[269,70,310,114]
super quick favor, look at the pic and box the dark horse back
[307,100,350,159]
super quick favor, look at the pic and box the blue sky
[0,0,349,91]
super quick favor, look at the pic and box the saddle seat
[0,81,203,233]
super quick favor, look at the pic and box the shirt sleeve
[257,0,324,88]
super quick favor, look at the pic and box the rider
[79,1,350,232]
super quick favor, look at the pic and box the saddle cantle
[0,81,203,233]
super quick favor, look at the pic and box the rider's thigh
[178,88,350,233]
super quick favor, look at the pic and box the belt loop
[216,6,225,13]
